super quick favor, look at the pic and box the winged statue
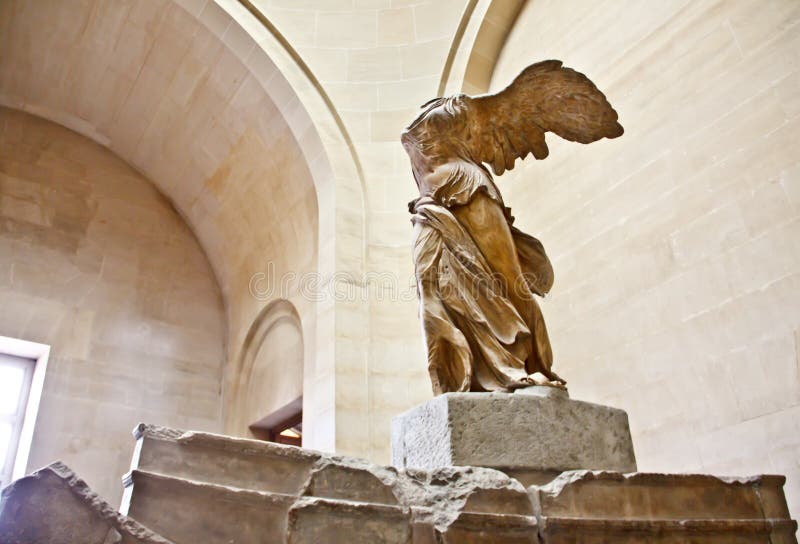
[402,60,623,395]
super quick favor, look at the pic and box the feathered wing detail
[465,60,624,175]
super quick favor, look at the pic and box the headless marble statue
[402,60,623,395]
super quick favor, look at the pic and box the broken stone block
[4,422,797,544]
[301,457,400,505]
[121,469,293,544]
[392,466,538,542]
[287,497,412,543]
[0,462,173,544]
[124,424,539,543]
[130,423,319,495]
[438,511,538,544]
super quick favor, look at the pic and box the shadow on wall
[225,299,303,440]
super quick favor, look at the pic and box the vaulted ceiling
[0,0,325,354]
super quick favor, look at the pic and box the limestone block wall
[0,0,321,447]
[490,0,800,517]
[250,0,468,463]
[0,108,225,505]
[1,0,455,466]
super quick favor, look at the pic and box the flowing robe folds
[411,197,555,394]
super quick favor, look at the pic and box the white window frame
[0,335,49,487]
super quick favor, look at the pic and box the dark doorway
[249,397,302,447]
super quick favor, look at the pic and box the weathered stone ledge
[530,469,792,521]
[133,423,321,461]
[539,468,787,490]
[123,469,297,509]
[541,517,798,533]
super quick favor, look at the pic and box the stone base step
[529,470,792,520]
[122,469,294,543]
[4,425,797,544]
[129,423,321,496]
[539,517,797,544]
[122,468,538,544]
[530,470,798,543]
[123,424,797,544]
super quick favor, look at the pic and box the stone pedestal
[391,389,637,485]
[3,423,796,543]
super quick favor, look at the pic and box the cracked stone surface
[122,423,796,543]
[126,424,538,543]
[391,392,637,485]
[531,470,792,520]
[0,462,174,544]
[3,424,796,543]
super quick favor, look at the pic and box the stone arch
[229,298,304,439]
[439,0,526,95]
[0,0,369,451]
[217,0,371,450]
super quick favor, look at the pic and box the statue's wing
[467,60,623,175]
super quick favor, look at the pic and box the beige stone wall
[0,108,225,504]
[5,1,797,520]
[248,0,469,461]
[0,0,324,448]
[0,0,458,466]
[490,0,800,517]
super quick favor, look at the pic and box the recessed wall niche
[228,299,304,443]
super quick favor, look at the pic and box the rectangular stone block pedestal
[391,389,637,485]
